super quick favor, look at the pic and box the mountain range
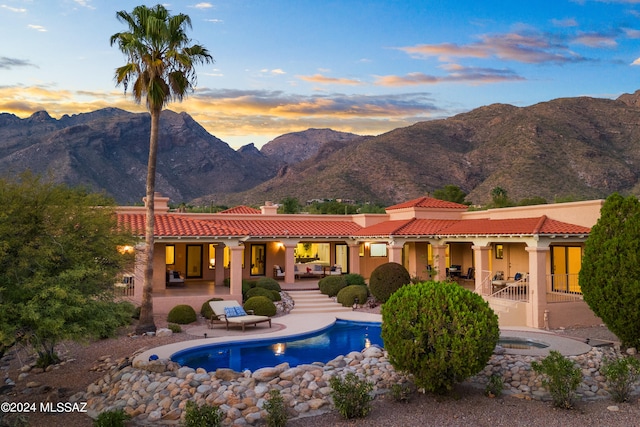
[2,90,640,206]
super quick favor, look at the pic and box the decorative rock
[607,405,620,412]
[156,328,173,338]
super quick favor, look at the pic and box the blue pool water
[171,320,383,372]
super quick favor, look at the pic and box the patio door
[186,245,203,278]
[335,244,349,273]
[251,244,266,276]
[551,246,582,293]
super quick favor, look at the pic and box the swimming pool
[171,320,383,372]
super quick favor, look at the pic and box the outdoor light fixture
[272,343,286,355]
[353,297,359,311]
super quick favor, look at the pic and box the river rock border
[70,343,635,425]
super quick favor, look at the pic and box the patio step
[288,290,352,314]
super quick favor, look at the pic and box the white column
[388,239,405,264]
[472,245,491,294]
[432,244,448,282]
[526,245,550,329]
[227,240,244,303]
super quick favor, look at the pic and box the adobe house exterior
[117,195,604,330]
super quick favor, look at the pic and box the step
[287,290,352,313]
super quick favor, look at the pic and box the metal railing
[489,277,529,302]
[546,274,583,303]
[476,270,493,296]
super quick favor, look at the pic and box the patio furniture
[273,265,285,279]
[208,300,272,332]
[324,265,342,276]
[166,270,185,286]
[294,263,325,278]
[460,267,474,280]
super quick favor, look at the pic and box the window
[370,243,387,257]
[495,244,504,259]
[335,244,349,273]
[250,244,266,276]
[208,244,216,269]
[295,243,330,264]
[165,245,175,265]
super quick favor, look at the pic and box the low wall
[546,301,602,329]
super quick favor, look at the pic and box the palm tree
[110,4,213,333]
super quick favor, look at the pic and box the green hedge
[167,304,197,324]
[337,285,369,307]
[369,262,411,302]
[244,296,277,317]
[246,287,281,301]
[319,275,348,297]
[256,277,282,292]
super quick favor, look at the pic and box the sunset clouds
[1,1,639,147]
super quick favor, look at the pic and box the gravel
[2,315,636,427]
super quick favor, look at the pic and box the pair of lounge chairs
[208,300,272,332]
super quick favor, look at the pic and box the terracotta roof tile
[436,217,590,236]
[386,196,468,210]
[220,206,261,214]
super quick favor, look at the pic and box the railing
[476,270,493,296]
[546,274,583,303]
[490,278,529,302]
[113,274,135,297]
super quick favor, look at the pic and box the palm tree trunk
[136,108,161,334]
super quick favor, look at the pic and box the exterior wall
[545,301,603,329]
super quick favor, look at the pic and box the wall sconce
[353,297,359,311]
[209,258,216,269]
[117,245,134,254]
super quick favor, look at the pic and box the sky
[2,1,640,149]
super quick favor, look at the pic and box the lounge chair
[166,270,185,286]
[273,265,285,279]
[208,300,272,332]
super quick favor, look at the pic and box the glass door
[186,245,203,278]
[251,244,266,276]
[335,244,348,273]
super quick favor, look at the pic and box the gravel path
[1,316,633,427]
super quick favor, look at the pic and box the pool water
[171,320,383,372]
[498,337,549,350]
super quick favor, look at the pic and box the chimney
[261,201,278,215]
[142,192,170,213]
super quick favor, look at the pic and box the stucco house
[117,194,604,330]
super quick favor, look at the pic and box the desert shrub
[167,304,197,324]
[256,277,282,292]
[93,409,130,427]
[183,400,222,427]
[343,273,366,287]
[319,275,348,297]
[602,356,640,402]
[168,323,182,333]
[531,350,581,409]
[200,297,224,319]
[244,296,277,316]
[369,262,411,302]
[382,280,499,394]
[389,382,415,403]
[485,373,504,397]
[263,389,288,427]
[242,279,258,299]
[330,372,373,419]
[246,287,281,301]
[336,285,369,307]
[579,193,640,347]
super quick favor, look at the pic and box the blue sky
[1,1,640,149]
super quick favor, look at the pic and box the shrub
[531,350,581,409]
[601,356,640,402]
[382,281,499,394]
[389,382,414,403]
[201,297,224,319]
[263,389,288,427]
[183,401,223,427]
[242,279,258,299]
[330,372,373,419]
[485,374,504,397]
[244,296,277,316]
[246,286,279,301]
[579,193,640,347]
[167,304,197,324]
[319,275,347,297]
[168,323,182,333]
[336,285,369,307]
[343,273,366,287]
[369,262,411,302]
[256,277,282,292]
[93,409,130,427]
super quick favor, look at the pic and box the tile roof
[219,205,261,214]
[355,216,590,238]
[386,196,468,210]
[118,214,361,238]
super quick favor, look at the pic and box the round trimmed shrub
[337,285,369,307]
[382,281,499,394]
[246,286,281,301]
[256,277,282,292]
[242,279,258,299]
[318,275,347,297]
[369,262,411,302]
[167,304,197,324]
[343,273,366,287]
[244,296,277,317]
[201,297,224,319]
